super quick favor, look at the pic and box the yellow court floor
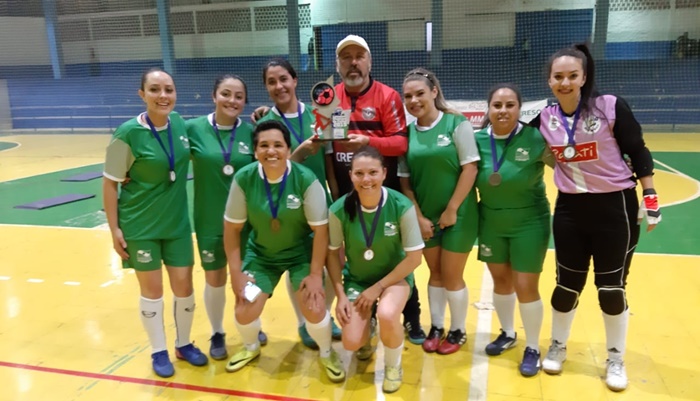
[0,133,699,401]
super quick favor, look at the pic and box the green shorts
[242,259,310,296]
[477,204,550,273]
[344,272,415,300]
[196,226,250,271]
[425,199,479,253]
[122,235,194,271]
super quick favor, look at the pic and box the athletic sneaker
[422,326,445,353]
[437,329,467,355]
[151,350,174,378]
[258,330,268,346]
[404,320,426,345]
[175,343,208,366]
[383,365,403,393]
[331,317,342,341]
[225,347,261,372]
[298,324,319,349]
[320,349,346,383]
[605,359,628,391]
[209,332,228,360]
[485,329,517,356]
[356,341,374,361]
[542,340,567,374]
[519,347,541,377]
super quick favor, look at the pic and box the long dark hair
[547,43,599,116]
[344,146,385,222]
[212,74,249,104]
[140,67,172,90]
[263,58,298,82]
[482,82,523,129]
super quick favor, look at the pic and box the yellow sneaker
[320,350,346,383]
[383,365,403,393]
[356,341,374,361]
[225,347,260,372]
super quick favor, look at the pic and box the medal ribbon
[278,102,304,144]
[212,114,238,165]
[489,124,518,173]
[145,114,175,174]
[557,101,581,148]
[262,166,289,220]
[357,189,384,250]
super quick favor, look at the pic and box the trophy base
[311,137,351,142]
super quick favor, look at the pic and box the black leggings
[551,188,640,315]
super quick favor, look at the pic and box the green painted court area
[0,141,19,151]
[0,153,698,255]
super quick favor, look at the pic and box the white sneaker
[605,359,628,391]
[383,365,403,393]
[542,340,567,374]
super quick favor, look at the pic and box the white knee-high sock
[285,272,305,327]
[519,299,543,351]
[551,308,577,345]
[173,294,195,348]
[603,309,629,360]
[305,311,332,357]
[492,292,517,338]
[384,341,404,368]
[446,288,468,332]
[428,285,447,329]
[235,318,261,351]
[140,296,167,353]
[204,283,226,335]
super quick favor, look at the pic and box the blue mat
[61,172,103,182]
[14,194,96,210]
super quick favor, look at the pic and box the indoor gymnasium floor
[0,132,698,401]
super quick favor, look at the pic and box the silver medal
[169,171,176,182]
[223,164,234,176]
[563,145,576,160]
[363,249,374,261]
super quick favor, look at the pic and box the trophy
[310,76,350,141]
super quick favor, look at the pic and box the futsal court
[0,132,698,401]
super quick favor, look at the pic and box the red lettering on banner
[550,141,599,162]
[462,112,485,129]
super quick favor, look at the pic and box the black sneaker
[485,329,517,356]
[403,320,426,345]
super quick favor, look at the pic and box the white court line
[100,280,115,288]
[467,264,495,401]
[27,278,44,283]
[654,158,700,207]
[64,281,81,286]
[0,276,10,280]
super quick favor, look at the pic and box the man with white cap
[329,34,426,357]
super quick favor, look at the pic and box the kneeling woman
[327,147,424,393]
[223,120,344,383]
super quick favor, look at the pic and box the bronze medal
[270,218,281,232]
[488,172,502,186]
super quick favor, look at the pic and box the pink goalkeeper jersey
[538,94,635,194]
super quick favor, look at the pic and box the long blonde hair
[403,67,459,115]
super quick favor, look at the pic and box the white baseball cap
[336,35,371,56]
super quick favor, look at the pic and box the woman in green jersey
[257,58,341,348]
[475,83,551,377]
[103,68,208,378]
[222,120,345,383]
[399,68,479,355]
[327,146,424,393]
[187,74,270,361]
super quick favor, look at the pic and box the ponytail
[344,190,360,222]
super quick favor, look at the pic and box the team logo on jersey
[548,115,560,131]
[179,136,190,149]
[239,142,251,154]
[286,194,302,209]
[384,222,398,236]
[136,249,153,264]
[582,115,601,135]
[201,250,216,263]
[515,148,530,162]
[437,134,452,147]
[362,107,376,120]
[479,244,492,257]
